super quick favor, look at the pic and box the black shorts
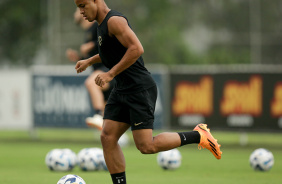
[104,85,157,130]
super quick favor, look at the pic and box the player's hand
[95,72,114,87]
[66,49,80,62]
[75,59,89,73]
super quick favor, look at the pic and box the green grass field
[0,128,281,184]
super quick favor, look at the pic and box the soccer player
[74,0,222,183]
[66,8,113,130]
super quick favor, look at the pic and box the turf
[0,128,281,184]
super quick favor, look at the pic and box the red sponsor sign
[271,82,282,117]
[220,75,262,117]
[172,76,213,116]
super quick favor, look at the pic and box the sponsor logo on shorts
[134,122,143,126]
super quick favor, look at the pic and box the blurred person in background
[66,8,113,130]
[74,0,222,183]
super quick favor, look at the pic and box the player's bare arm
[95,16,144,87]
[66,48,80,62]
[75,54,101,73]
[108,16,144,77]
[80,41,95,57]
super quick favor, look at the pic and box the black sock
[111,172,126,184]
[178,131,200,146]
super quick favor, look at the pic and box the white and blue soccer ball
[57,174,86,184]
[99,154,108,171]
[157,148,182,170]
[45,148,77,171]
[118,133,130,148]
[61,148,78,166]
[249,148,274,171]
[77,148,107,171]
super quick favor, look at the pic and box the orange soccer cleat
[193,124,222,159]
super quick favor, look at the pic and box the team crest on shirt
[98,36,102,46]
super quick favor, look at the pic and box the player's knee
[100,130,117,145]
[101,83,110,91]
[136,143,157,154]
[84,78,92,89]
[100,130,110,144]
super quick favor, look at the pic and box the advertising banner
[151,72,166,129]
[0,70,32,130]
[32,66,166,129]
[170,71,282,131]
[33,74,92,128]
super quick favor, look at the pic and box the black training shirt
[97,10,156,94]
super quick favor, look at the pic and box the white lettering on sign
[33,77,91,114]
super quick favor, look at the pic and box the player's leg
[85,69,109,114]
[101,119,130,184]
[102,90,131,184]
[84,70,110,130]
[132,129,181,153]
[132,128,200,153]
[129,86,222,159]
[132,125,222,159]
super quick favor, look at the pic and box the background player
[66,8,113,130]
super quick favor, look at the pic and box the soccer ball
[157,148,182,170]
[61,148,78,166]
[118,133,129,147]
[45,148,77,171]
[77,148,107,171]
[57,174,86,184]
[99,154,108,171]
[249,148,274,171]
